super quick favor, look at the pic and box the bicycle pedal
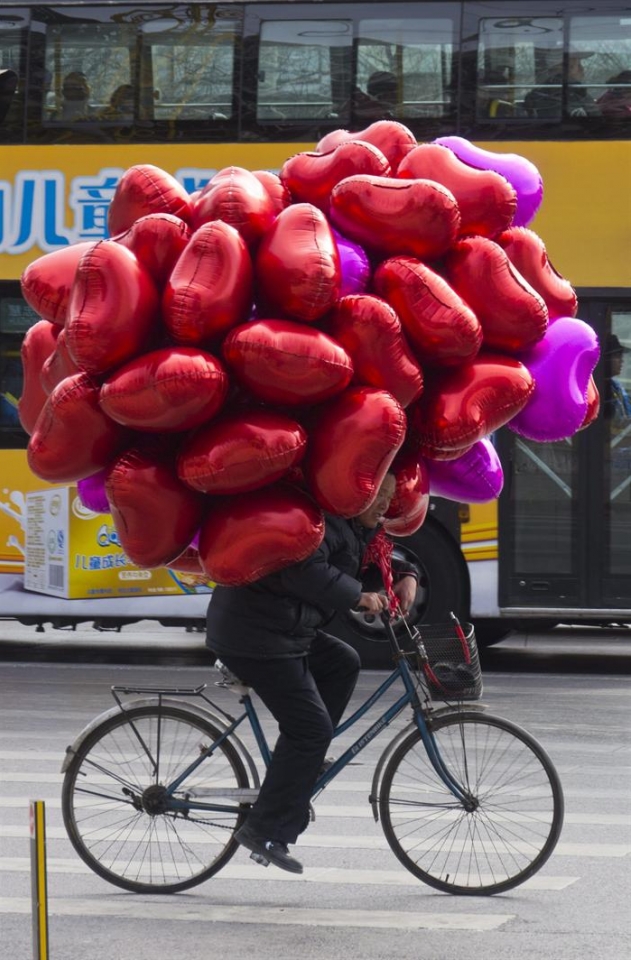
[249,851,270,867]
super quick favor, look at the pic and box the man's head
[367,71,397,105]
[356,473,397,529]
[606,333,630,376]
[63,71,90,102]
[544,48,593,82]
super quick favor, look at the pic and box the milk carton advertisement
[1,451,211,622]
[24,486,210,600]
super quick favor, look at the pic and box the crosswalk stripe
[0,857,579,890]
[0,790,627,826]
[0,896,514,930]
[0,825,626,857]
[1,767,629,799]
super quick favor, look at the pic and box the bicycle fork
[414,711,478,810]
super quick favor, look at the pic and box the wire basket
[410,620,483,701]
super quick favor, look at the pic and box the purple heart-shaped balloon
[433,135,543,228]
[77,467,110,514]
[333,229,371,297]
[426,438,504,503]
[509,316,600,442]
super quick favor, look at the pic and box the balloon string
[361,529,400,613]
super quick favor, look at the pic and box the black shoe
[235,824,303,875]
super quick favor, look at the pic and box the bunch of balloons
[18,121,600,585]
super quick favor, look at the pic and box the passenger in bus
[54,72,93,122]
[0,69,17,126]
[596,70,631,118]
[525,51,600,119]
[478,65,515,118]
[351,70,398,121]
[604,334,631,420]
[99,84,134,123]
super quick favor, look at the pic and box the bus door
[497,297,631,617]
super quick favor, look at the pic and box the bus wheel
[330,519,469,668]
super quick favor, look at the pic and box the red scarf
[361,528,399,612]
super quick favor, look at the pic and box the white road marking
[0,825,627,857]
[0,788,628,826]
[0,897,514,930]
[0,858,579,890]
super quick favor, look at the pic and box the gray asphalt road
[0,623,629,960]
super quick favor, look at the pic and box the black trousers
[219,631,361,845]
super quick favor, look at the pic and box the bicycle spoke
[63,706,247,892]
[381,713,563,894]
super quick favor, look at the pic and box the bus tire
[329,517,470,669]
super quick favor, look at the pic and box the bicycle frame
[160,622,474,815]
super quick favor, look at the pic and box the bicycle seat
[214,660,250,695]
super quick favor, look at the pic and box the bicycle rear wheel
[62,704,249,893]
[379,711,564,895]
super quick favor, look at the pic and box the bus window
[0,9,26,140]
[474,9,631,123]
[603,313,631,579]
[0,296,38,448]
[0,69,17,125]
[44,20,135,123]
[32,4,239,138]
[146,7,239,122]
[256,19,353,122]
[356,10,457,121]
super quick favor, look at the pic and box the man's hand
[393,575,417,615]
[356,592,389,613]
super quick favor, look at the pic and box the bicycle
[60,612,564,897]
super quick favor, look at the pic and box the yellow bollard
[29,800,49,959]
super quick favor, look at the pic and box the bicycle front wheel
[62,704,249,894]
[379,711,564,895]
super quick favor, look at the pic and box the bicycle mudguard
[60,696,261,790]
[368,703,488,822]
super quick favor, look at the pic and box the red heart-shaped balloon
[304,387,406,516]
[497,227,578,321]
[383,449,430,536]
[373,257,482,367]
[107,164,192,236]
[327,294,423,407]
[165,545,205,575]
[114,213,191,290]
[255,204,340,323]
[40,328,80,396]
[280,140,390,212]
[27,372,128,482]
[397,143,517,238]
[409,354,535,459]
[106,450,206,567]
[65,241,159,376]
[330,176,460,260]
[20,242,95,326]
[251,170,292,216]
[163,220,253,345]
[191,166,276,247]
[223,319,353,405]
[316,120,417,170]
[100,346,229,432]
[198,484,325,585]
[177,409,307,494]
[580,376,600,429]
[18,320,60,434]
[445,237,548,353]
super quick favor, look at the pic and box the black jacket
[206,514,378,659]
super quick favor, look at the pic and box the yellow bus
[0,1,629,659]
